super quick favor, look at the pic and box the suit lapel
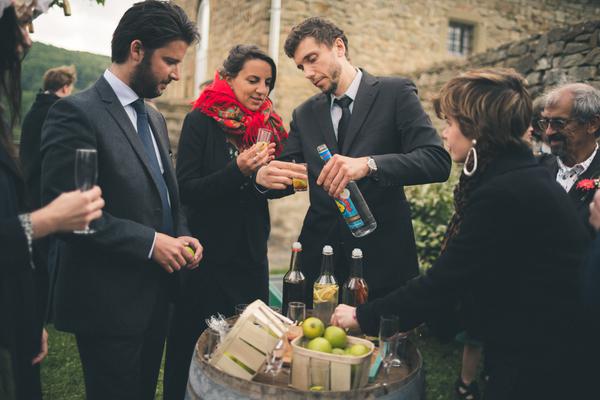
[341,71,379,155]
[94,77,167,201]
[311,94,339,154]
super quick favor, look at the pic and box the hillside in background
[16,42,110,138]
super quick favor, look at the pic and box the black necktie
[334,95,353,150]
[131,99,174,236]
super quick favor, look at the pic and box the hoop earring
[463,140,478,177]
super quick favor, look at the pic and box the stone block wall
[412,20,600,133]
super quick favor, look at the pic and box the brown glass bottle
[282,242,306,316]
[342,248,369,306]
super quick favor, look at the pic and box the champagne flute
[74,149,98,234]
[379,315,399,385]
[264,339,284,384]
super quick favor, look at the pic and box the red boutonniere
[576,178,600,191]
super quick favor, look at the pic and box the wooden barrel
[186,328,425,400]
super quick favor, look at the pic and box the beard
[130,53,170,99]
[320,62,342,95]
[548,133,568,159]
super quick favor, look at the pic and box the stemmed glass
[379,315,400,385]
[264,339,284,384]
[74,148,98,234]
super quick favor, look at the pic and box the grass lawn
[41,325,462,399]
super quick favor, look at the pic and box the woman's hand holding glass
[30,186,104,239]
[237,142,275,176]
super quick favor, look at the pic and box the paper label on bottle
[335,189,365,229]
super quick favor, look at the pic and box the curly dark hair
[434,68,532,251]
[220,44,277,92]
[284,17,349,59]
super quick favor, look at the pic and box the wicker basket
[208,300,292,381]
[290,335,374,391]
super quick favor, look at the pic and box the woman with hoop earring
[330,68,590,399]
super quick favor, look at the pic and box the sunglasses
[536,117,577,131]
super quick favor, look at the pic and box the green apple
[324,326,347,349]
[348,343,370,356]
[332,348,346,355]
[302,317,325,339]
[307,337,332,353]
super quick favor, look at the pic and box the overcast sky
[31,0,137,56]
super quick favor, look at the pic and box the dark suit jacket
[40,76,188,336]
[539,151,600,237]
[357,147,589,364]
[280,70,451,295]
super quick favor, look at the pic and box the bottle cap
[352,248,363,258]
[292,242,302,251]
[322,245,333,255]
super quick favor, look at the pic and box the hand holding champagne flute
[74,148,98,234]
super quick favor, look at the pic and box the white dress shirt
[556,144,599,192]
[330,68,362,138]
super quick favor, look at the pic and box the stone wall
[412,20,600,134]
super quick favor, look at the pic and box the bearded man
[40,2,203,399]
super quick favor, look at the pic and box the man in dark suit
[40,2,202,399]
[538,83,600,237]
[258,17,451,303]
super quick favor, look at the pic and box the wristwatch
[367,157,378,176]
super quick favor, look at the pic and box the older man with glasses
[538,83,600,236]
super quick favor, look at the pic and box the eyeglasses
[536,117,578,131]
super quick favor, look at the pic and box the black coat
[356,147,590,397]
[175,109,270,308]
[280,70,451,300]
[20,91,60,211]
[0,143,41,399]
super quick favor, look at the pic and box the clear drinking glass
[264,339,284,384]
[292,162,308,192]
[203,328,220,361]
[74,148,98,234]
[256,128,272,151]
[379,315,400,385]
[308,358,330,391]
[286,301,306,324]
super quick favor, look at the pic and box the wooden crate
[208,300,292,381]
[290,335,374,391]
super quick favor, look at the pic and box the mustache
[548,133,566,143]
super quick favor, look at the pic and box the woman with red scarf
[164,45,299,399]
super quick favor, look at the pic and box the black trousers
[75,296,168,400]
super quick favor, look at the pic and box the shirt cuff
[148,232,157,259]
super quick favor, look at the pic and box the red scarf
[192,71,288,156]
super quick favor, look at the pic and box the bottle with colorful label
[317,144,377,237]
